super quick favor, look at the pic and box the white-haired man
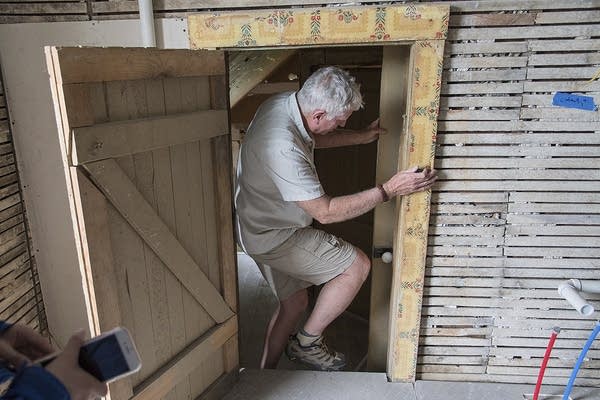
[235,66,437,371]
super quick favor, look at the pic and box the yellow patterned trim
[387,40,445,382]
[188,4,449,48]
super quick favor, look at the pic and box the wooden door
[46,47,238,400]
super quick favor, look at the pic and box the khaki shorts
[249,227,357,301]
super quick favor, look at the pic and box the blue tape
[552,92,597,111]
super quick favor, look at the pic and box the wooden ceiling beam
[228,49,297,108]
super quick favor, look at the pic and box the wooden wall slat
[528,39,600,51]
[535,10,600,24]
[449,24,600,40]
[443,69,527,83]
[446,41,527,54]
[0,3,86,14]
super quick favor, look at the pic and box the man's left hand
[361,119,387,144]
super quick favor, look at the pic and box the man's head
[297,66,363,135]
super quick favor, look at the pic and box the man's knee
[353,249,371,282]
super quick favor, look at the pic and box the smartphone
[38,327,142,383]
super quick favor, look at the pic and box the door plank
[72,110,228,165]
[142,79,175,376]
[84,159,234,324]
[200,139,220,288]
[160,77,197,400]
[166,76,221,395]
[105,79,159,382]
[134,148,174,378]
[212,135,237,311]
[210,74,239,373]
[77,170,134,399]
[132,316,238,400]
[153,144,191,400]
[54,48,225,84]
[212,134,239,372]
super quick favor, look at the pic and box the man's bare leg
[302,248,370,337]
[260,288,308,369]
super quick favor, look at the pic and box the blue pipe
[562,321,600,400]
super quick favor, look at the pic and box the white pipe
[579,280,600,294]
[138,0,156,47]
[558,279,596,316]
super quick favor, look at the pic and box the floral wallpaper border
[189,4,449,48]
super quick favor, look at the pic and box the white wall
[0,19,189,345]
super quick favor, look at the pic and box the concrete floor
[224,369,599,400]
[233,253,599,400]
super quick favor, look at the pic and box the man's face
[308,110,353,135]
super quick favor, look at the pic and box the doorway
[230,44,408,371]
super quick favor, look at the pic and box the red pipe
[533,327,561,400]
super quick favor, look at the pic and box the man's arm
[297,167,437,224]
[313,119,385,149]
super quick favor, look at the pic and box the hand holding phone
[40,327,141,385]
[45,331,108,399]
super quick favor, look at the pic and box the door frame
[188,3,449,382]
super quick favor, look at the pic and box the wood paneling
[47,47,237,400]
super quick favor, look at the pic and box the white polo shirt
[235,92,325,255]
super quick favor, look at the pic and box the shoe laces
[312,336,335,357]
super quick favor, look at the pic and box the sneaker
[285,333,346,371]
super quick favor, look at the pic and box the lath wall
[0,0,598,387]
[0,70,46,332]
[426,1,600,387]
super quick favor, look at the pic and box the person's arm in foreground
[0,322,107,400]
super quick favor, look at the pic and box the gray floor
[234,253,599,400]
[224,369,414,400]
[224,369,600,400]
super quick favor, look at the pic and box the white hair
[297,66,363,119]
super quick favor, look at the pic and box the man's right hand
[382,166,437,198]
[46,331,108,400]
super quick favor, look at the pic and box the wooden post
[368,45,411,371]
[386,40,445,382]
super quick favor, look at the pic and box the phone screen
[79,334,129,382]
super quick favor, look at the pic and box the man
[235,66,437,371]
[0,321,107,399]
